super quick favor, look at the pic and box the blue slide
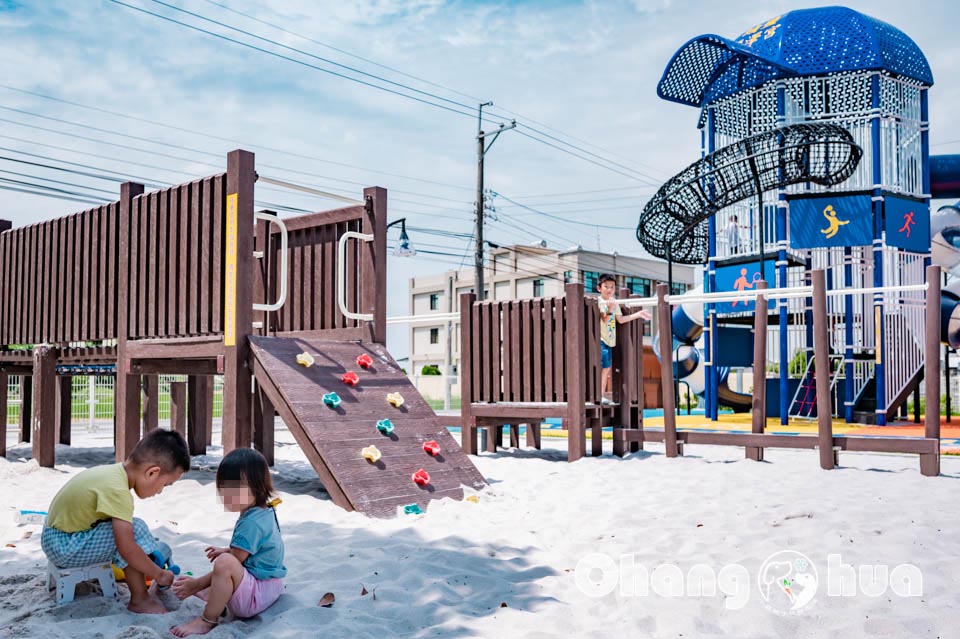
[931,155,960,347]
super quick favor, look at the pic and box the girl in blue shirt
[171,448,286,637]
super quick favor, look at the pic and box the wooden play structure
[0,150,485,517]
[459,283,650,461]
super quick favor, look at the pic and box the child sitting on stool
[598,273,651,405]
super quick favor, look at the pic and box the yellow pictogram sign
[820,204,849,240]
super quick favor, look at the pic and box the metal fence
[3,375,225,430]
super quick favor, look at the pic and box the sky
[1,0,960,359]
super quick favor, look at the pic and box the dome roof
[658,6,933,108]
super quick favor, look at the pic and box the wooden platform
[249,336,486,518]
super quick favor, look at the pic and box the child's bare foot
[128,592,167,614]
[170,616,217,637]
[171,576,204,601]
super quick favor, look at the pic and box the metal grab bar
[337,231,374,321]
[253,211,289,312]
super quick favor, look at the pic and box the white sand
[1,425,958,639]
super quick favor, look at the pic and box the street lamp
[387,218,416,257]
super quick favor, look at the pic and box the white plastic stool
[47,561,118,605]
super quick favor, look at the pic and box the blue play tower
[656,7,934,425]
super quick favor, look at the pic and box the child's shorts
[197,569,283,619]
[601,342,613,369]
[41,517,160,568]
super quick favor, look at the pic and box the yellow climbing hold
[465,495,480,504]
[362,445,382,463]
[296,352,315,367]
[387,392,405,408]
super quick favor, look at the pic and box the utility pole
[475,102,516,300]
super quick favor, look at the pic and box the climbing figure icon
[820,204,849,239]
[731,267,761,308]
[898,210,916,238]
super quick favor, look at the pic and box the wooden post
[221,150,256,453]
[116,181,145,461]
[922,264,941,476]
[747,280,768,462]
[362,186,388,344]
[812,270,834,470]
[142,376,159,435]
[459,292,477,455]
[0,372,7,458]
[169,381,187,438]
[32,346,57,467]
[19,375,31,443]
[564,282,587,462]
[657,284,678,457]
[253,385,275,466]
[58,375,72,446]
[187,376,211,456]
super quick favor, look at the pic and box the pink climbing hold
[412,468,431,487]
[356,353,374,369]
[422,440,440,456]
[341,371,360,387]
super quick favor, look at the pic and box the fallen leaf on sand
[21,531,33,539]
[360,585,368,596]
[318,593,335,607]
[500,602,508,608]
[4,544,14,548]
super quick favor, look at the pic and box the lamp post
[387,218,416,257]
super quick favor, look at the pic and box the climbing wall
[249,336,486,518]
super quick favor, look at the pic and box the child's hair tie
[267,498,282,508]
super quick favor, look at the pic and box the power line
[491,191,635,230]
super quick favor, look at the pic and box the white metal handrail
[337,231,375,321]
[386,313,459,325]
[252,211,288,313]
[621,282,929,309]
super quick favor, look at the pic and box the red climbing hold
[341,371,360,387]
[412,468,431,486]
[422,440,440,456]
[356,353,374,369]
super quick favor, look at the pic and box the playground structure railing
[0,149,388,468]
[621,268,941,476]
[459,282,649,461]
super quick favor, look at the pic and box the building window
[429,293,439,311]
[430,328,439,344]
[670,283,688,296]
[564,270,572,283]
[626,277,651,297]
[583,271,599,292]
[533,279,544,297]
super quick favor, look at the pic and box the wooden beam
[923,264,941,477]
[657,284,678,457]
[812,270,834,470]
[460,292,477,455]
[19,375,31,443]
[564,282,586,462]
[142,375,159,435]
[58,375,72,445]
[169,381,187,438]
[747,280,768,462]
[221,149,255,453]
[252,385,275,466]
[115,181,145,461]
[32,345,57,467]
[0,372,7,458]
[187,376,211,456]
[362,186,387,344]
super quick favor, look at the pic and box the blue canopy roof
[658,6,933,108]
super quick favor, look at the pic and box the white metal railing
[252,211,289,312]
[336,231,374,322]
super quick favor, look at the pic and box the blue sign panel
[789,194,874,249]
[884,196,930,253]
[712,260,777,315]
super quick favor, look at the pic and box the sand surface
[1,426,958,638]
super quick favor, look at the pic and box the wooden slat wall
[0,173,227,347]
[0,203,119,346]
[267,210,368,335]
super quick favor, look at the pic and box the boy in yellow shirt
[598,273,651,404]
[41,428,190,613]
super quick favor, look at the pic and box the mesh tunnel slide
[249,336,486,518]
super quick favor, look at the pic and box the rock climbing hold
[296,352,315,367]
[412,468,431,486]
[361,445,382,463]
[422,440,440,456]
[403,504,424,515]
[465,495,480,504]
[376,419,394,435]
[356,353,374,369]
[341,371,360,387]
[323,392,342,409]
[386,392,405,408]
